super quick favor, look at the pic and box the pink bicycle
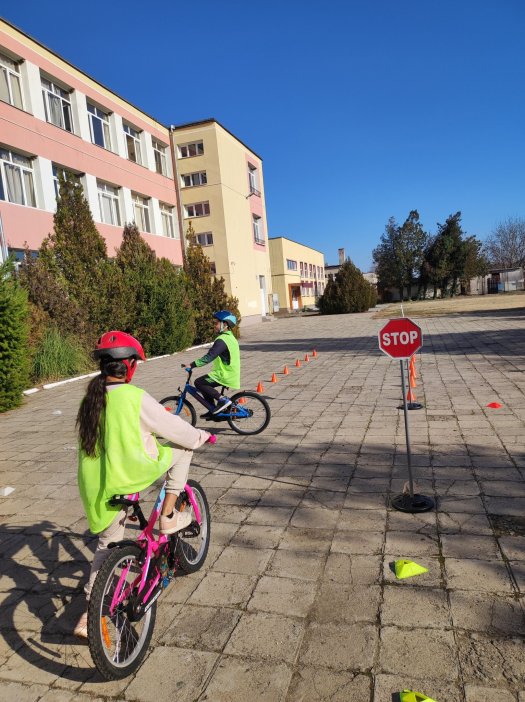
[87,439,214,680]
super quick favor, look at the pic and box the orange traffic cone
[312,349,317,358]
[283,365,289,375]
[295,359,301,368]
[238,396,247,404]
[304,354,310,362]
[410,355,417,379]
[407,388,417,402]
[256,381,265,393]
[271,373,278,383]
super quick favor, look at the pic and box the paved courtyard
[1,308,525,702]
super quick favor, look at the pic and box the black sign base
[397,402,424,410]
[391,493,434,513]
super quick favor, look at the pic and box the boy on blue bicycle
[185,310,240,420]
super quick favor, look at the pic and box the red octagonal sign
[378,317,423,359]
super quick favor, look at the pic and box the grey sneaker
[211,398,232,415]
[159,510,192,534]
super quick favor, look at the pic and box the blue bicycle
[159,368,271,435]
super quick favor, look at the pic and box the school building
[173,119,273,325]
[268,237,325,312]
[0,20,273,325]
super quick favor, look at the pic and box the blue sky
[4,1,525,270]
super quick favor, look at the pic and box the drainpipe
[168,126,186,267]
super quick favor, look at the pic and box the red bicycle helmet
[94,331,145,361]
[94,331,145,382]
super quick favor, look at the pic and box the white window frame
[178,141,204,158]
[87,103,112,150]
[197,232,213,246]
[0,148,36,207]
[252,214,264,244]
[248,163,260,196]
[52,164,82,200]
[41,76,73,132]
[286,259,297,271]
[209,261,216,274]
[160,202,176,238]
[0,52,23,110]
[132,193,151,233]
[181,171,207,187]
[184,201,210,218]
[97,181,121,226]
[152,139,168,176]
[123,123,142,164]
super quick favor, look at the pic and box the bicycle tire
[88,543,156,680]
[159,396,197,430]
[175,479,210,574]
[227,391,271,435]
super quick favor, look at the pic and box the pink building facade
[0,19,183,265]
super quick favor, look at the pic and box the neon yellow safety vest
[208,330,240,389]
[78,384,172,534]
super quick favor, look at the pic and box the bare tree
[484,217,525,268]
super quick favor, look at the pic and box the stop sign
[378,317,423,359]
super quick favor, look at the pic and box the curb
[22,343,212,396]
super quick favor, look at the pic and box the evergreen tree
[0,259,30,411]
[37,174,112,337]
[183,221,240,342]
[318,260,371,314]
[373,211,428,300]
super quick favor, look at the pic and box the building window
[185,201,210,218]
[132,193,151,233]
[209,261,216,274]
[286,259,297,271]
[253,214,264,244]
[197,232,213,246]
[41,77,73,132]
[52,165,81,199]
[182,171,207,187]
[0,148,36,207]
[152,139,168,175]
[160,203,175,238]
[0,52,23,109]
[97,181,121,225]
[179,141,204,158]
[309,264,313,277]
[248,163,260,196]
[87,103,111,150]
[300,262,304,276]
[123,123,142,164]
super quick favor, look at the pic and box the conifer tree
[184,221,240,342]
[0,259,30,411]
[318,260,371,314]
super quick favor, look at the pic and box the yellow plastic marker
[394,559,428,579]
[400,690,438,702]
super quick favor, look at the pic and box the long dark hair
[76,359,127,457]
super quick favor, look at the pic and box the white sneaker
[211,398,232,415]
[159,510,192,534]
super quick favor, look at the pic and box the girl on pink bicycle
[74,331,211,638]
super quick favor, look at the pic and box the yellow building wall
[175,122,272,323]
[269,238,325,311]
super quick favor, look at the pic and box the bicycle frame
[176,369,251,419]
[108,481,201,616]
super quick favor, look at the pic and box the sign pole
[399,359,415,499]
[378,317,434,514]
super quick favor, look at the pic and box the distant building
[173,119,272,325]
[269,237,325,312]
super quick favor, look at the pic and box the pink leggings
[84,447,192,599]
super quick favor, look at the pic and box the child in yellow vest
[75,331,211,638]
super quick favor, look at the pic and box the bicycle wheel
[227,391,271,435]
[88,544,156,680]
[159,396,196,429]
[175,479,210,574]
